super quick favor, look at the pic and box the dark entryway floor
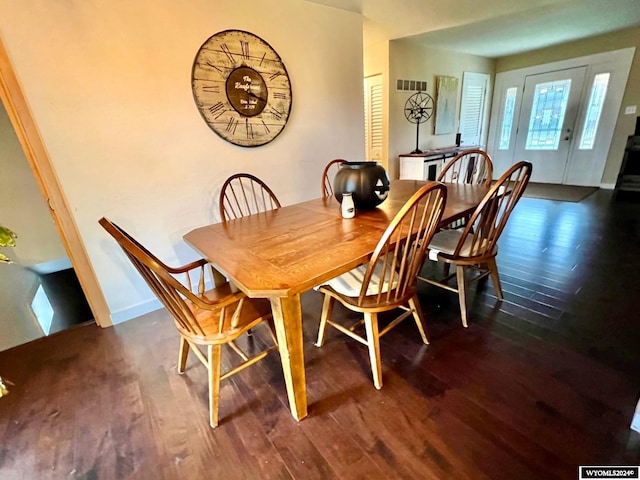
[38,267,94,335]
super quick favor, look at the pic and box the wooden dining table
[183,180,489,422]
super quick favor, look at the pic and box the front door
[514,67,586,183]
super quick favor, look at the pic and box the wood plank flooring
[1,190,639,479]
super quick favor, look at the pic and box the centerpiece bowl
[333,162,390,210]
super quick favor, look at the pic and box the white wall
[0,262,43,351]
[0,0,365,323]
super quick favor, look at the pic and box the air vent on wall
[396,79,428,92]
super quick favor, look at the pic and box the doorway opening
[0,93,94,351]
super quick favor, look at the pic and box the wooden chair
[218,173,281,337]
[321,159,347,197]
[418,161,532,327]
[438,148,493,187]
[219,173,281,221]
[315,182,447,389]
[439,149,494,230]
[99,218,278,428]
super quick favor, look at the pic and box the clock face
[191,30,292,147]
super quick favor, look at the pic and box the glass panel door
[513,67,586,183]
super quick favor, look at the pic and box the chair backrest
[438,149,493,187]
[219,173,282,221]
[99,217,244,339]
[321,159,347,197]
[450,161,532,259]
[356,182,447,306]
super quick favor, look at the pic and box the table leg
[270,294,308,421]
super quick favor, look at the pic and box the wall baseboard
[110,298,163,325]
[108,276,215,325]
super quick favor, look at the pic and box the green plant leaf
[0,225,17,248]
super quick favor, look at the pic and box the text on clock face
[226,67,267,117]
[236,75,262,110]
[235,76,261,92]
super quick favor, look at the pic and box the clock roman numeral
[273,92,288,100]
[226,117,239,134]
[245,119,253,139]
[203,85,220,94]
[208,102,225,115]
[205,61,223,73]
[259,52,266,67]
[261,120,271,133]
[240,41,250,61]
[207,102,227,120]
[269,72,284,81]
[220,43,235,63]
[269,108,284,120]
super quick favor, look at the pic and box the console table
[399,145,478,181]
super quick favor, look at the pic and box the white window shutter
[364,75,383,161]
[460,72,490,148]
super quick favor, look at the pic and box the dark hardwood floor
[1,190,639,479]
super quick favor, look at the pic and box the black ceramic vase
[333,162,390,210]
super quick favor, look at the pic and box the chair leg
[408,294,429,344]
[178,336,190,374]
[208,344,222,428]
[266,317,278,346]
[315,294,335,347]
[456,265,469,328]
[486,258,504,300]
[443,262,451,277]
[363,312,383,389]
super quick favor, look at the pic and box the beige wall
[0,0,365,322]
[387,40,495,179]
[496,26,640,185]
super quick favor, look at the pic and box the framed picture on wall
[434,76,458,135]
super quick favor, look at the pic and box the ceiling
[306,0,640,57]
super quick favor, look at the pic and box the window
[499,87,518,150]
[525,79,572,150]
[579,73,610,150]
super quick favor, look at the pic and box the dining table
[183,179,490,422]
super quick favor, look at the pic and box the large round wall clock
[191,29,293,147]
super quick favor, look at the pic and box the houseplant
[0,223,17,396]
[0,223,17,263]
